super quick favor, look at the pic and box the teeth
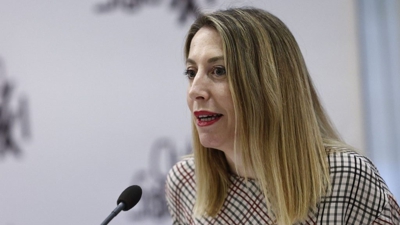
[200,116,217,121]
[199,115,212,118]
[197,114,222,121]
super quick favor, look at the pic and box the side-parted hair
[185,7,346,224]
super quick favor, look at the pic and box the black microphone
[100,185,142,225]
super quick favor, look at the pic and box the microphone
[100,185,142,225]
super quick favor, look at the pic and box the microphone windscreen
[117,185,142,211]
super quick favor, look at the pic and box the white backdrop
[0,1,363,224]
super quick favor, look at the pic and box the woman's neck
[223,149,256,179]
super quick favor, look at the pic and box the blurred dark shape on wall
[94,0,215,23]
[0,58,31,160]
[130,137,191,221]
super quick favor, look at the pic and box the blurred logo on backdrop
[0,57,31,160]
[130,137,191,221]
[94,0,215,23]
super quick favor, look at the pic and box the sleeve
[372,194,400,225]
[325,151,400,224]
[350,153,400,225]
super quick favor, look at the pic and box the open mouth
[197,114,223,121]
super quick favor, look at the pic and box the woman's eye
[184,69,196,79]
[212,67,226,76]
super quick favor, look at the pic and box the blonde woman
[165,7,400,224]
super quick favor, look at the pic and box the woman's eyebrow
[207,56,224,63]
[186,58,196,65]
[186,56,224,65]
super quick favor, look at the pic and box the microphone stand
[100,202,125,225]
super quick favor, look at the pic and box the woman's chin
[199,140,218,150]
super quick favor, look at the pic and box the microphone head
[117,185,142,211]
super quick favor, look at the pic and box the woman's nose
[188,73,210,101]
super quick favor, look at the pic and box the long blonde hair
[185,7,344,224]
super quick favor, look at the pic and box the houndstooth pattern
[165,150,400,224]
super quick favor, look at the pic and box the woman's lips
[194,110,223,127]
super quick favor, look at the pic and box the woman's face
[186,26,235,152]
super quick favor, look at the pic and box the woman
[165,7,400,224]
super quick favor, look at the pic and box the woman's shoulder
[165,156,196,223]
[166,156,196,191]
[328,149,375,167]
[328,150,385,184]
[327,149,390,194]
